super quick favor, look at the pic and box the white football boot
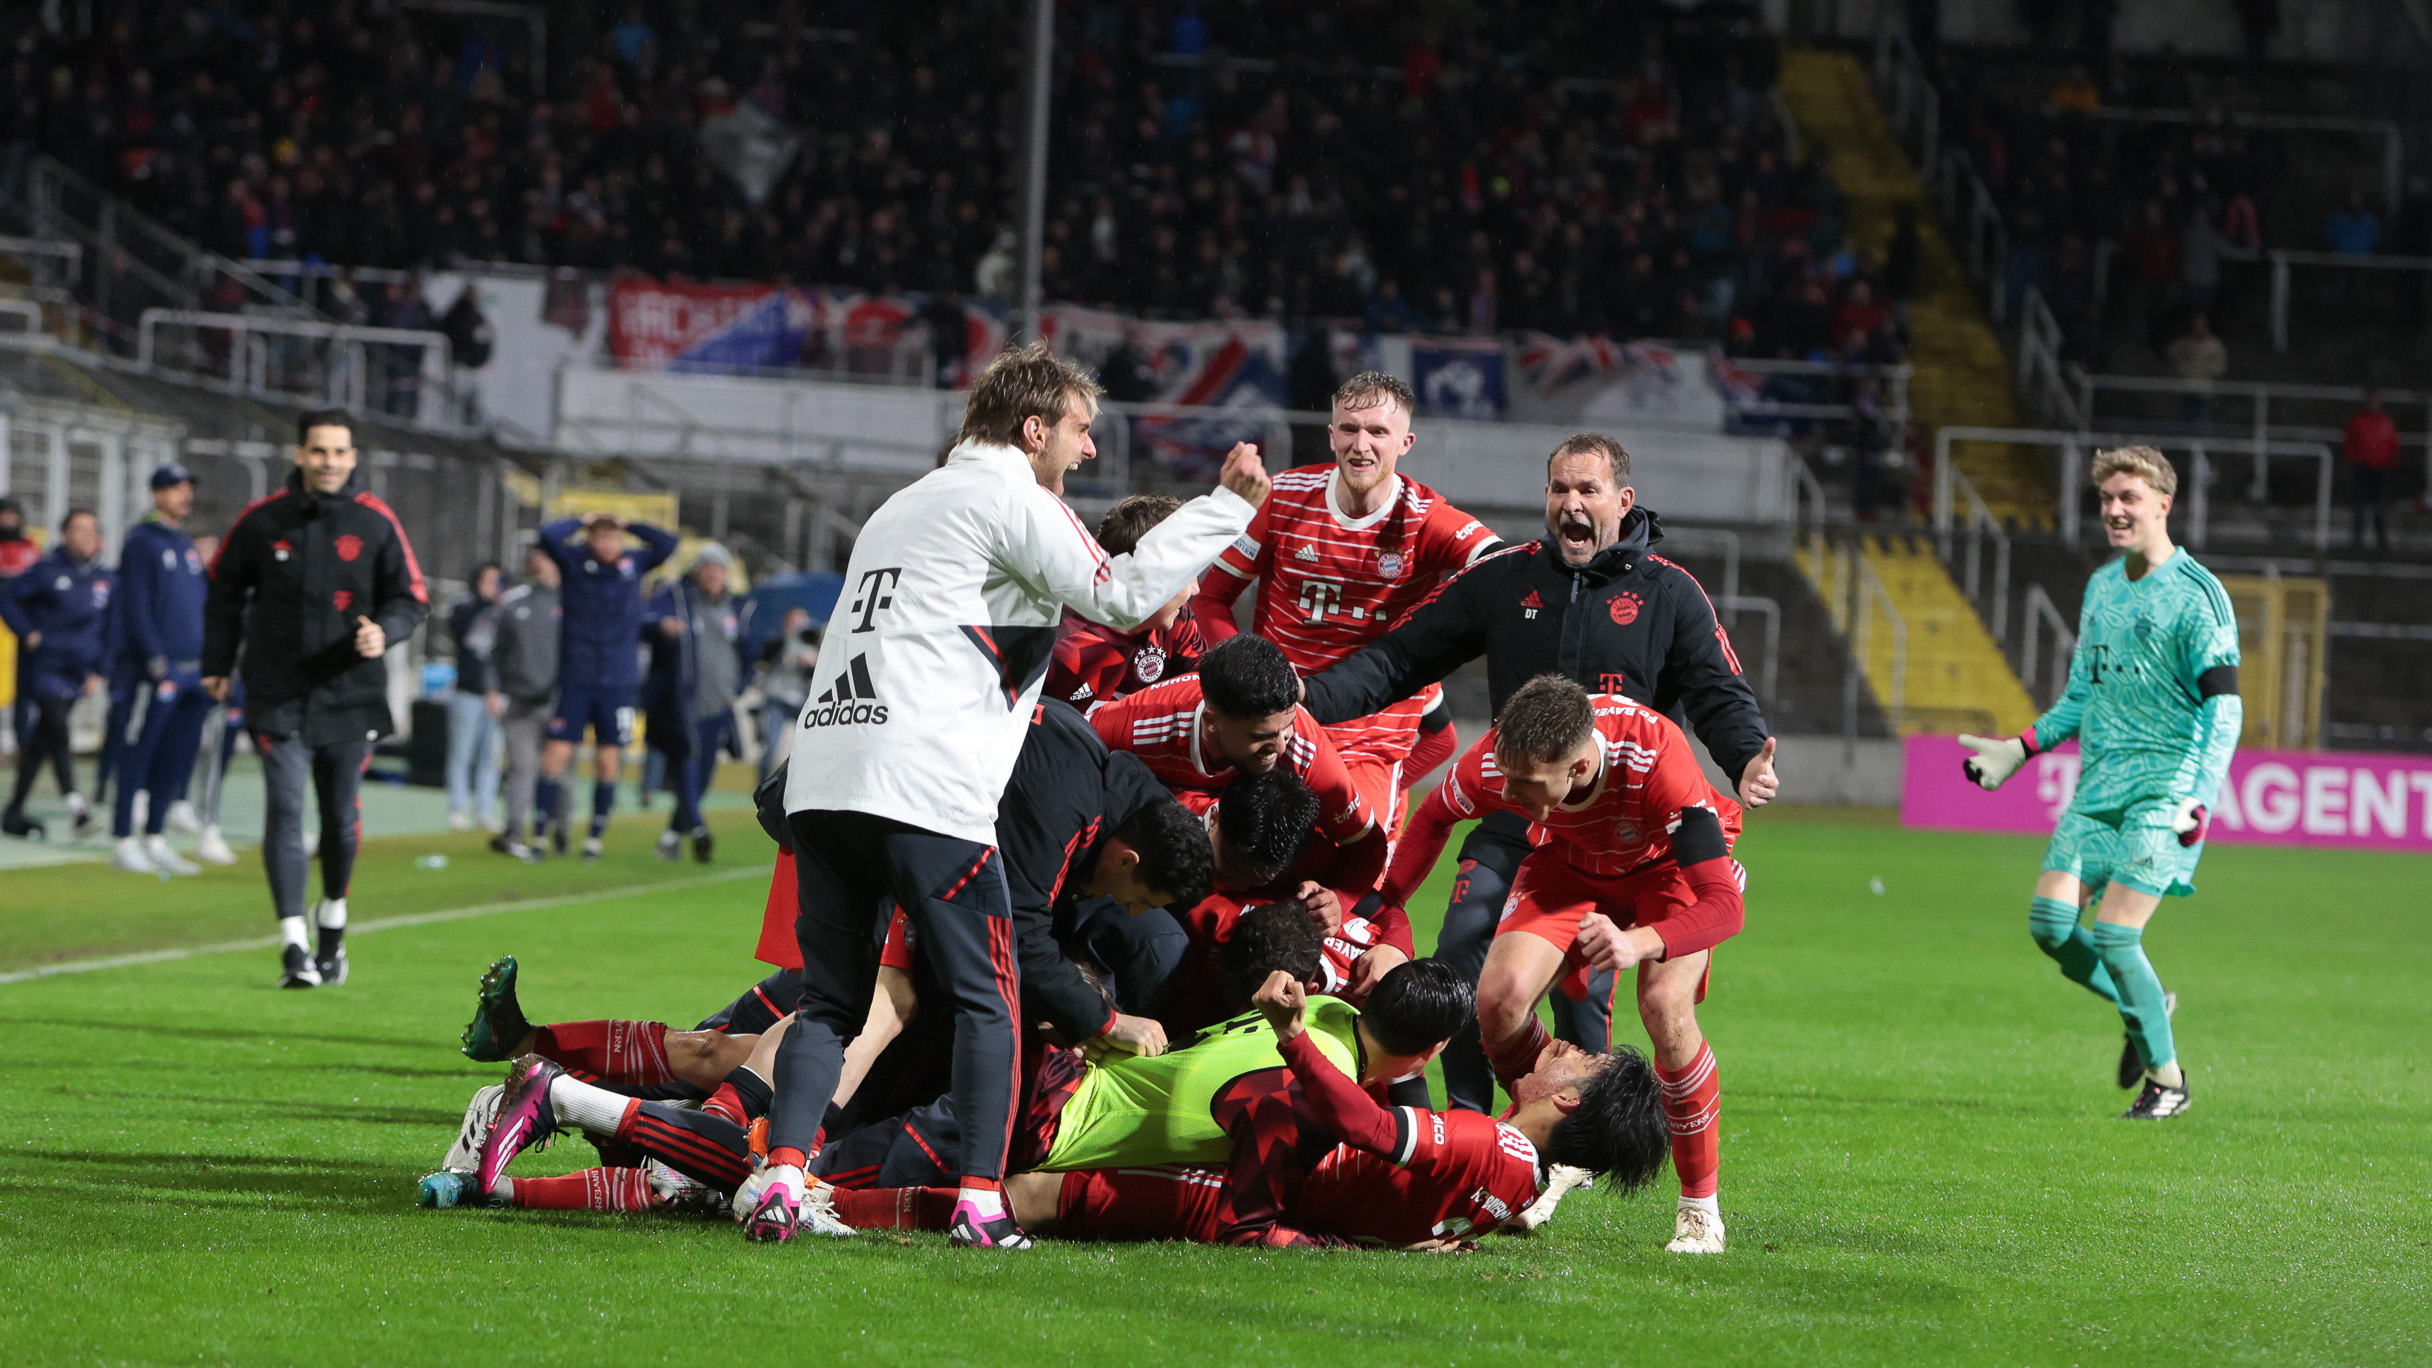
[110,835,157,874]
[1667,1200,1727,1254]
[144,834,201,875]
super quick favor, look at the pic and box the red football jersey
[1435,694,1741,878]
[1199,467,1498,768]
[1087,673,1376,846]
[1044,606,1206,709]
[1291,1107,1546,1244]
[1205,466,1501,671]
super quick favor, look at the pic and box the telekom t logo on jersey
[850,566,904,633]
[1297,577,1345,622]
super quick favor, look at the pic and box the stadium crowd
[0,1,1902,364]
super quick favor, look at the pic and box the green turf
[1,809,2425,1367]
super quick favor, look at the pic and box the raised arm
[1302,554,1497,725]
[627,521,681,572]
[1006,482,1256,632]
[535,518,581,569]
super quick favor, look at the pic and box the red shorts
[1055,1165,1226,1243]
[1496,854,1740,1004]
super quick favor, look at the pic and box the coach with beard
[203,408,428,991]
[1302,432,1777,1112]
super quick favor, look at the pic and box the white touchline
[0,867,765,986]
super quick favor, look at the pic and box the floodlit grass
[1,806,2424,1366]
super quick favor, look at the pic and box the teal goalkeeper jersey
[2031,550,2242,815]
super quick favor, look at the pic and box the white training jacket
[785,439,1256,845]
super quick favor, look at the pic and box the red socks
[508,1166,658,1212]
[1485,1017,1552,1096]
[1655,1043,1721,1199]
[827,1186,959,1230]
[531,1020,675,1087]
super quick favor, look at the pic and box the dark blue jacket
[0,547,114,700]
[116,518,208,677]
[537,517,678,691]
[641,579,743,751]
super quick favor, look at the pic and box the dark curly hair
[1198,634,1301,720]
[1359,958,1472,1056]
[1214,768,1318,889]
[1218,898,1330,1009]
[1108,797,1213,909]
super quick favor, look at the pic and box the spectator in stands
[445,562,505,834]
[2343,391,2400,552]
[2167,312,2228,427]
[2180,199,2229,316]
[2326,189,2382,305]
[2126,200,2181,352]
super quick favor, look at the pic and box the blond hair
[958,340,1104,448]
[2091,445,2177,498]
[1333,370,1415,416]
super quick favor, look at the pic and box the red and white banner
[1902,735,2432,854]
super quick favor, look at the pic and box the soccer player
[1383,675,1745,1252]
[1303,432,1774,1114]
[763,342,1264,1248]
[1045,494,1208,708]
[829,963,1670,1249]
[203,409,428,988]
[1957,445,2240,1121]
[0,508,111,841]
[534,509,678,862]
[1192,372,1503,827]
[106,463,215,876]
[1088,634,1384,888]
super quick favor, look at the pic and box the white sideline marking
[0,867,765,986]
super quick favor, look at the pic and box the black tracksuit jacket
[202,468,429,745]
[1303,507,1770,784]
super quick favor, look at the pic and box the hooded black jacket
[202,467,429,745]
[1303,507,1770,784]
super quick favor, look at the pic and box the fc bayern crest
[334,533,364,562]
[1133,645,1167,683]
[1608,591,1642,625]
[1376,550,1407,579]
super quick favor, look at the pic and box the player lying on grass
[1955,445,2239,1121]
[440,901,1330,1223]
[822,962,1668,1249]
[1382,674,1745,1254]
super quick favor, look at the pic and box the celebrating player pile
[424,343,1780,1258]
[1958,446,2241,1120]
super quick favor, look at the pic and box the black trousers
[4,694,76,814]
[1435,810,1618,1113]
[771,808,1019,1184]
[254,733,371,921]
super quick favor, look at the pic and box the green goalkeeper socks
[2028,896,2119,1003]
[2088,921,2175,1071]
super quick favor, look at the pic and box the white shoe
[448,811,475,832]
[110,836,157,874]
[1512,1164,1595,1233]
[144,835,201,875]
[164,799,202,834]
[654,829,683,861]
[1667,1201,1727,1254]
[798,1180,857,1237]
[440,1085,508,1172]
[194,825,238,865]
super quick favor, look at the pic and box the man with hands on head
[202,408,428,989]
[534,506,680,863]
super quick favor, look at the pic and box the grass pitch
[0,805,2425,1367]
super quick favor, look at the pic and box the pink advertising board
[1901,736,2432,854]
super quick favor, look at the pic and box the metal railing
[2065,368,2432,507]
[1934,424,2337,551]
[1716,593,1782,714]
[2013,286,2084,429]
[2265,249,2432,352]
[1813,529,1910,735]
[1723,356,1913,427]
[2019,581,2076,706]
[2044,106,2402,212]
[136,310,462,430]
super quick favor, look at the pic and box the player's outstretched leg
[2090,920,2189,1118]
[461,957,535,1062]
[2028,895,2120,1004]
[421,1082,508,1205]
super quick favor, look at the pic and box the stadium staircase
[1779,46,2043,735]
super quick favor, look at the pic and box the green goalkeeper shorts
[2043,801,2203,899]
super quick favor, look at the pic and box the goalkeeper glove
[1957,733,2034,791]
[2170,798,2208,848]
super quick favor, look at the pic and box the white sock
[1679,1193,1721,1215]
[279,916,311,950]
[64,792,87,817]
[492,1176,516,1203]
[317,898,348,929]
[2149,1060,2185,1088]
[546,1074,635,1137]
[957,1186,1006,1219]
[767,1162,806,1198]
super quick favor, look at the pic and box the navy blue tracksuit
[0,547,112,818]
[536,517,678,746]
[111,519,213,837]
